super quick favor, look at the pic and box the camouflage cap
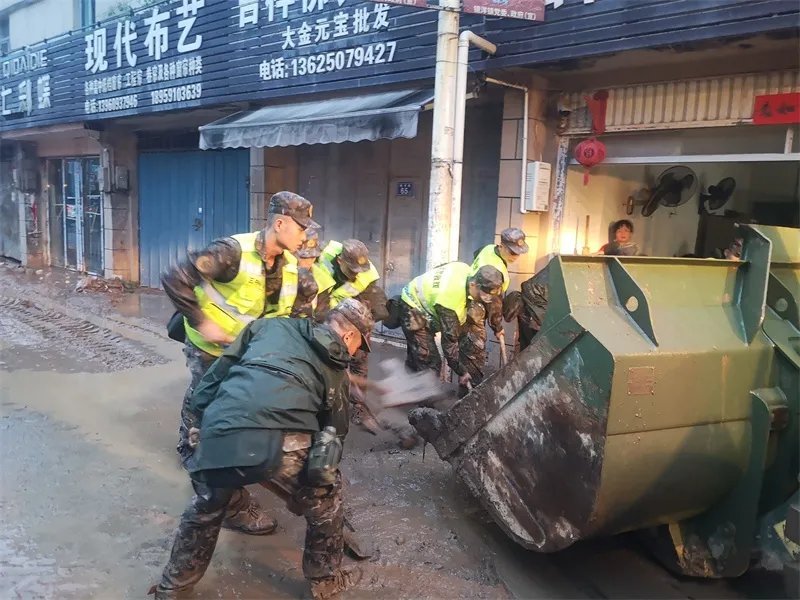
[295,227,322,259]
[268,191,319,229]
[332,298,375,352]
[471,265,504,298]
[500,227,529,255]
[338,239,372,274]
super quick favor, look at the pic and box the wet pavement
[0,263,789,599]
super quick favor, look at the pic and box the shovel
[497,330,508,367]
[350,358,445,410]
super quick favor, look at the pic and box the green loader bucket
[411,224,799,578]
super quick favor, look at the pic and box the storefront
[2,0,798,289]
[0,0,449,283]
[554,71,800,258]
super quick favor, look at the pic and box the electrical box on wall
[522,161,551,212]
[115,166,130,191]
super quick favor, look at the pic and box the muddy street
[0,266,787,599]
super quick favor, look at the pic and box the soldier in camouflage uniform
[458,299,488,397]
[400,263,503,390]
[291,227,328,319]
[150,300,374,600]
[470,227,530,372]
[161,192,318,536]
[503,265,549,353]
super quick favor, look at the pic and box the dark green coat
[187,318,351,474]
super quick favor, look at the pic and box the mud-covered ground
[0,263,788,599]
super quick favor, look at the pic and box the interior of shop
[560,127,800,258]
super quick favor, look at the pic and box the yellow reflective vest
[311,262,337,298]
[318,241,380,308]
[471,244,509,293]
[184,232,298,356]
[401,262,471,326]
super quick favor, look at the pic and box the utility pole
[425,0,460,271]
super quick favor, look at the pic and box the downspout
[484,77,529,217]
[450,31,497,261]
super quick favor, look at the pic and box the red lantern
[574,137,606,185]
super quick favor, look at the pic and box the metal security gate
[138,149,250,288]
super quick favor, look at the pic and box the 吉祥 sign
[0,0,438,130]
[239,0,398,83]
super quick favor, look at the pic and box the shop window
[77,0,96,27]
[562,159,799,258]
[0,16,9,55]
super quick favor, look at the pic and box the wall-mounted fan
[698,177,736,214]
[641,166,698,217]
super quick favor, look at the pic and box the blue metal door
[138,149,250,288]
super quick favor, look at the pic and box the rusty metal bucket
[411,224,799,578]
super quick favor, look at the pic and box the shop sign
[379,0,550,20]
[243,0,397,83]
[0,0,437,130]
[752,93,800,125]
[463,0,544,20]
[81,0,206,116]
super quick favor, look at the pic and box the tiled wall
[495,83,558,292]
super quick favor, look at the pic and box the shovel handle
[497,331,508,366]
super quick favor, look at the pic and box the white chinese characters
[0,73,51,116]
[83,0,207,73]
[176,0,205,53]
[114,20,138,68]
[241,0,392,37]
[85,28,109,74]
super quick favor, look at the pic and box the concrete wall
[99,129,138,280]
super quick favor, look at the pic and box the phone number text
[259,42,398,81]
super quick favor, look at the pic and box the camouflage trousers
[459,300,487,397]
[399,302,441,374]
[157,447,344,593]
[178,342,252,516]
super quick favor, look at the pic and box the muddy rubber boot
[221,491,278,535]
[148,583,191,599]
[309,567,363,600]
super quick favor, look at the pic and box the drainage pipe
[450,32,497,261]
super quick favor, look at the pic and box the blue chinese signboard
[0,0,442,130]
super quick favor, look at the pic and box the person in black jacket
[149,299,373,600]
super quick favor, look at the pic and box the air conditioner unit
[522,161,551,213]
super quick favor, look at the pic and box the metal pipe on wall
[425,0,461,271]
[450,31,497,262]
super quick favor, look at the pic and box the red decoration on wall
[574,137,606,185]
[584,90,610,134]
[752,93,800,125]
